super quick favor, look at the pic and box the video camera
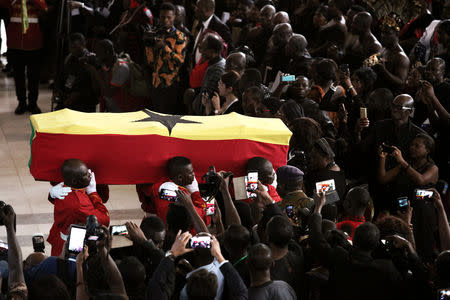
[199,166,233,198]
[143,26,168,46]
[85,215,107,256]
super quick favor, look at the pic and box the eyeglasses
[392,104,412,111]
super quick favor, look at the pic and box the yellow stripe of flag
[30,109,292,146]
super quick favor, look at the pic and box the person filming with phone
[378,133,438,197]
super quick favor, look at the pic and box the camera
[381,144,395,154]
[85,215,106,256]
[78,52,97,66]
[143,27,167,46]
[32,234,45,253]
[200,166,222,197]
[199,166,233,198]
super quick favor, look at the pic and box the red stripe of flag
[30,133,289,184]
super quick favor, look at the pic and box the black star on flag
[134,109,201,135]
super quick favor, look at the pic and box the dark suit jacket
[207,14,233,51]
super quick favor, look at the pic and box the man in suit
[192,0,233,66]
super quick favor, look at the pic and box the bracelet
[402,164,410,171]
[76,281,84,286]
[347,85,354,90]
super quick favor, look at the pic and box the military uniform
[1,0,47,114]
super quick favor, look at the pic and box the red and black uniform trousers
[2,0,47,105]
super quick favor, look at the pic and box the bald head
[24,252,47,270]
[272,11,290,26]
[286,33,307,57]
[352,12,372,34]
[226,52,246,74]
[273,22,292,45]
[248,243,273,272]
[260,4,276,28]
[425,57,446,84]
[394,94,414,108]
[261,4,275,16]
[198,0,215,10]
[61,159,91,189]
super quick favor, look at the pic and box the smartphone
[281,74,296,82]
[397,197,408,212]
[339,64,349,73]
[110,225,128,236]
[360,107,367,119]
[316,179,340,204]
[32,234,45,252]
[160,189,178,202]
[415,189,434,201]
[381,144,395,154]
[68,225,87,255]
[315,179,336,193]
[439,289,450,300]
[246,171,258,198]
[188,235,211,249]
[286,205,294,218]
[206,201,215,216]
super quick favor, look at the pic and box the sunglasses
[392,104,412,111]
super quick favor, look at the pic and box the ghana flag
[29,109,292,184]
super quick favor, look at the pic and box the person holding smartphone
[378,134,438,196]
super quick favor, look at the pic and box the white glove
[85,169,97,195]
[49,182,72,200]
[185,176,199,194]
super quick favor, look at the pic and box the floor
[0,68,144,257]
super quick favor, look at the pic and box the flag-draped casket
[29,109,292,184]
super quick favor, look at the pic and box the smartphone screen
[315,179,336,193]
[281,75,296,82]
[68,226,86,254]
[189,236,211,249]
[111,225,128,236]
[439,289,450,300]
[360,107,367,119]
[160,189,178,201]
[206,202,215,216]
[416,189,433,200]
[286,205,294,218]
[397,197,408,211]
[246,172,258,198]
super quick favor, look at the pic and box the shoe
[14,102,27,115]
[27,103,42,114]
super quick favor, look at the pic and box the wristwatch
[165,250,176,261]
[214,109,219,115]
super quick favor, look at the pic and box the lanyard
[233,255,248,267]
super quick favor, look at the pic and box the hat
[276,165,304,183]
[314,138,335,159]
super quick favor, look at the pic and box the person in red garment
[47,159,110,256]
[136,156,210,226]
[242,157,281,204]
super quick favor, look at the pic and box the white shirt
[194,14,214,64]
[180,258,225,300]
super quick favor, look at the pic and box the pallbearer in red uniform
[1,0,47,114]
[136,156,211,227]
[47,159,110,256]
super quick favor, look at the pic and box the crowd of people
[0,0,449,299]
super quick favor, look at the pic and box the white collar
[222,98,238,113]
[202,14,214,29]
